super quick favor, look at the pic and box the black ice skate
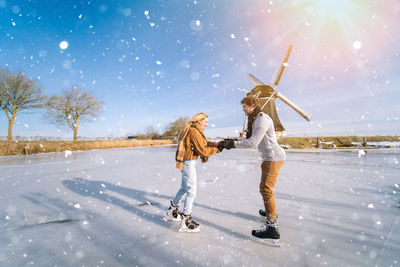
[251,219,281,247]
[179,214,200,232]
[163,201,182,222]
[259,209,267,219]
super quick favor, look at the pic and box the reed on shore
[277,135,400,149]
[0,139,174,156]
[1,135,399,156]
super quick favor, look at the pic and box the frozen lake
[0,146,399,266]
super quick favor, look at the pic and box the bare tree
[45,86,103,141]
[162,116,190,140]
[145,125,160,139]
[0,69,46,140]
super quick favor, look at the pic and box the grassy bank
[0,139,174,156]
[1,136,399,156]
[278,136,400,149]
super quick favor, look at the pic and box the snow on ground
[0,147,399,266]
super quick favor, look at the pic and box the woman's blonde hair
[177,112,208,141]
[189,112,208,123]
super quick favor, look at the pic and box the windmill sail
[249,74,312,121]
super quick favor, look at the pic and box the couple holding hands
[164,95,286,245]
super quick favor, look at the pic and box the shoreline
[0,139,174,157]
[0,136,399,157]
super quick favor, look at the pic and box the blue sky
[1,0,399,139]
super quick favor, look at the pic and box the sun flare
[316,0,352,17]
[304,0,360,25]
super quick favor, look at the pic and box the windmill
[242,44,311,136]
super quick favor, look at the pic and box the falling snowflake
[353,41,362,50]
[59,41,69,50]
[144,10,150,19]
[64,150,72,157]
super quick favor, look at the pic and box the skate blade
[250,235,281,247]
[178,226,201,233]
[163,211,182,222]
[163,216,181,222]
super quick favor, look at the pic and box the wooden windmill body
[243,45,311,137]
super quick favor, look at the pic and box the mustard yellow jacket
[181,125,219,161]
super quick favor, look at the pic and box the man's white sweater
[235,112,286,162]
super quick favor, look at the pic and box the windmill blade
[248,73,264,86]
[248,73,312,121]
[276,92,312,121]
[273,45,293,87]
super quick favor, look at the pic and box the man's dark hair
[241,95,260,108]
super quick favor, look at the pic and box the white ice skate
[178,214,200,233]
[163,201,182,222]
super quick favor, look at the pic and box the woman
[164,112,221,232]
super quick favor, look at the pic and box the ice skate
[178,214,200,232]
[259,209,267,220]
[163,201,182,222]
[251,219,281,247]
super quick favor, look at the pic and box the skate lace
[172,208,180,217]
[255,224,267,233]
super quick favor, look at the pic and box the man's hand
[217,142,224,152]
[217,144,224,152]
[220,139,236,150]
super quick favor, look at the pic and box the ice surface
[0,147,399,266]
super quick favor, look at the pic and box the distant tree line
[1,68,189,141]
[133,116,190,141]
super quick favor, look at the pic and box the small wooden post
[317,138,321,148]
[363,137,367,147]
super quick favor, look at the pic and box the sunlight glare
[319,0,349,15]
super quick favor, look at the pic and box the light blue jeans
[172,160,197,215]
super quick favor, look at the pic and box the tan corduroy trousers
[260,161,284,221]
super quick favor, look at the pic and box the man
[219,96,286,245]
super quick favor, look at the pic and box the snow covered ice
[0,146,399,266]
